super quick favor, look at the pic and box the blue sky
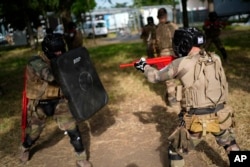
[95,0,133,8]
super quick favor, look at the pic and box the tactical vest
[141,24,157,44]
[177,51,228,110]
[203,20,222,38]
[25,54,61,100]
[156,22,178,51]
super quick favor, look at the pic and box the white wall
[140,6,174,25]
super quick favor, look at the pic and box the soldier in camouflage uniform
[20,33,91,167]
[135,27,240,167]
[156,8,180,112]
[64,22,83,50]
[140,16,157,58]
[203,12,228,61]
[156,8,178,56]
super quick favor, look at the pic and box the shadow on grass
[134,105,178,167]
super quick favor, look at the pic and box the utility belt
[184,103,226,136]
[188,103,224,115]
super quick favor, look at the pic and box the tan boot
[76,151,92,167]
[19,146,30,163]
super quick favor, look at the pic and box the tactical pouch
[45,84,60,98]
[190,114,220,136]
[183,114,194,130]
[217,105,235,130]
[165,79,182,107]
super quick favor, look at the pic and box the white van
[83,20,108,38]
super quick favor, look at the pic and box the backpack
[178,51,228,110]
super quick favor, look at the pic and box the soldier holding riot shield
[20,33,91,167]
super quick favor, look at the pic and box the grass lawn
[0,25,249,161]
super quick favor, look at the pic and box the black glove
[134,58,147,72]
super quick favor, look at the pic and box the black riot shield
[51,47,108,121]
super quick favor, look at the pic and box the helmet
[157,8,167,19]
[67,21,76,30]
[42,33,66,59]
[172,27,205,57]
[147,16,154,24]
[208,12,218,22]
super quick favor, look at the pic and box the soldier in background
[156,8,178,57]
[19,33,91,167]
[203,11,228,61]
[64,22,83,50]
[156,8,180,113]
[140,16,157,58]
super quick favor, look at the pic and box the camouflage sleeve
[144,59,180,83]
[28,57,55,82]
[140,27,147,39]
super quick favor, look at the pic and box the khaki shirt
[156,22,178,56]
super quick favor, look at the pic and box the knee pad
[214,129,235,146]
[224,140,240,153]
[168,148,185,167]
[67,127,84,153]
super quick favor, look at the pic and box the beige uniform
[143,50,237,152]
[156,21,178,56]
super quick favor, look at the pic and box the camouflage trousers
[204,37,228,60]
[204,37,224,50]
[146,43,155,58]
[24,98,76,145]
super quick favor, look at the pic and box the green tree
[114,2,128,8]
[0,0,96,47]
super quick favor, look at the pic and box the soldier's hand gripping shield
[51,47,108,121]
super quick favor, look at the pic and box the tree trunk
[61,9,72,33]
[172,3,177,23]
[182,0,189,27]
[207,0,215,12]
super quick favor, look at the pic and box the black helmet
[67,21,76,30]
[172,27,205,57]
[42,33,66,59]
[147,16,154,24]
[208,12,218,22]
[157,8,167,19]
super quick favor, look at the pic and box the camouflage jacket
[25,53,61,100]
[65,29,83,50]
[140,24,157,44]
[156,21,178,51]
[203,19,226,38]
[143,50,228,109]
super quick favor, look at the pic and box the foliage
[0,0,96,30]
[134,0,177,7]
[71,0,96,17]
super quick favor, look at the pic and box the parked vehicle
[83,20,108,38]
[53,24,64,34]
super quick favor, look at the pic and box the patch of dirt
[0,36,230,167]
